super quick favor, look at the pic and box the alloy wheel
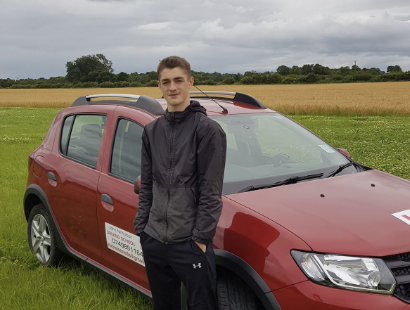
[30,214,52,264]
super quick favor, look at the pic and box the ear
[189,76,194,88]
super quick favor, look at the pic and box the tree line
[1,54,409,89]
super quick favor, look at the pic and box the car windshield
[211,113,353,194]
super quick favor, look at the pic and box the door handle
[101,194,114,212]
[47,172,57,181]
[101,194,113,205]
[47,172,57,187]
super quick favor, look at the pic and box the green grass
[292,115,410,180]
[0,108,409,309]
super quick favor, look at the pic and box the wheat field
[1,82,409,116]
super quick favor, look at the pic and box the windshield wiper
[238,173,324,193]
[323,162,353,178]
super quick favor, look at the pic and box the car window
[65,115,106,167]
[60,115,74,154]
[254,117,322,164]
[214,121,238,151]
[212,113,351,193]
[110,119,144,182]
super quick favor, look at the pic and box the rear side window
[110,119,144,182]
[60,115,74,154]
[61,114,106,167]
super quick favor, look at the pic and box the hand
[195,241,206,253]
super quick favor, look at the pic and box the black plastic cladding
[383,252,410,303]
[190,92,267,109]
[71,95,165,115]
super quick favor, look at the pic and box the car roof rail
[189,91,266,109]
[71,94,165,115]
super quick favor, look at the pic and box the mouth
[169,93,179,98]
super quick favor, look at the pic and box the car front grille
[383,252,410,303]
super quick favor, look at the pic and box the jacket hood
[164,100,207,122]
[226,170,410,257]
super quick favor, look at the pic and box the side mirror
[134,176,141,194]
[337,148,351,159]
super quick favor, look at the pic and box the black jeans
[140,232,218,310]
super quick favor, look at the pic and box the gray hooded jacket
[134,101,227,244]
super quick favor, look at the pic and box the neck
[167,100,190,112]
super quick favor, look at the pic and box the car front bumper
[273,281,409,310]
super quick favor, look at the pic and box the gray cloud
[1,0,410,78]
[88,0,135,2]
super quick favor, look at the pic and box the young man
[134,56,227,310]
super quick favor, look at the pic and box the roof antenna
[193,85,228,114]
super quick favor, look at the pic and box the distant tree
[138,71,157,84]
[291,66,301,75]
[96,71,116,83]
[128,72,141,83]
[201,79,216,85]
[130,81,142,87]
[387,65,402,73]
[265,73,282,84]
[116,81,130,88]
[351,64,361,72]
[281,76,298,84]
[0,78,16,88]
[222,77,235,85]
[240,76,257,84]
[117,72,130,82]
[276,65,291,76]
[82,82,99,88]
[313,64,330,75]
[145,80,158,87]
[99,81,115,88]
[337,66,351,76]
[301,64,314,75]
[362,67,384,75]
[66,54,114,83]
[244,71,257,77]
[303,73,320,83]
[353,73,373,82]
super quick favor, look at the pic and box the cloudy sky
[1,0,410,79]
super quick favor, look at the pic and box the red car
[24,92,410,309]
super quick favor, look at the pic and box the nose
[169,81,177,90]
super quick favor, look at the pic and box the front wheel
[217,272,260,310]
[27,203,62,266]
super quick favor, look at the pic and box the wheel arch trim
[24,184,69,254]
[215,249,282,310]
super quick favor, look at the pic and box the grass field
[0,100,409,308]
[1,82,410,116]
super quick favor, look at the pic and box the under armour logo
[193,263,201,269]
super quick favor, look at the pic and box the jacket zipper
[164,112,174,243]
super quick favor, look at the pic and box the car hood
[227,170,410,257]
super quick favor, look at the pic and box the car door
[97,107,155,291]
[44,106,116,263]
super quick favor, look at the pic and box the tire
[217,272,260,310]
[27,203,63,267]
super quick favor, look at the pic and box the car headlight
[291,250,396,294]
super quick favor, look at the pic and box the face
[158,67,194,112]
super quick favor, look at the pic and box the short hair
[157,56,191,80]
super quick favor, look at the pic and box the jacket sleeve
[191,119,227,244]
[133,128,153,236]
